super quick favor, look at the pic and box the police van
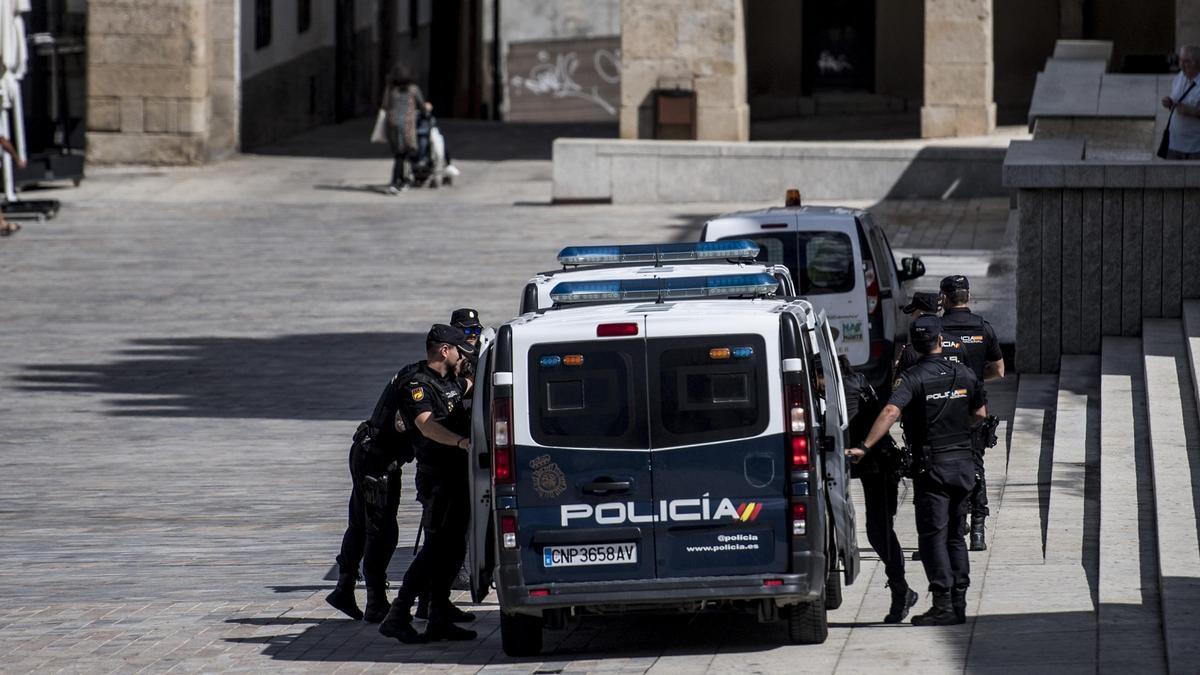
[700,192,926,389]
[518,240,796,313]
[467,255,859,656]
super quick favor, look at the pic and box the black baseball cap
[450,308,481,328]
[427,323,476,355]
[910,315,943,343]
[940,275,970,293]
[902,291,941,315]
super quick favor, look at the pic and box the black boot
[414,594,429,620]
[379,592,426,644]
[325,574,363,620]
[884,581,919,624]
[363,585,390,623]
[969,517,987,551]
[952,585,968,624]
[911,590,958,626]
[423,622,478,641]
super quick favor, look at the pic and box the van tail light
[597,322,638,337]
[792,502,808,536]
[501,514,518,549]
[785,384,811,470]
[864,261,879,315]
[492,398,514,485]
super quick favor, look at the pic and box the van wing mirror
[898,256,926,282]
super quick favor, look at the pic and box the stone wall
[619,0,749,141]
[921,0,995,138]
[87,0,224,164]
[1006,139,1200,373]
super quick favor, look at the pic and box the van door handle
[582,480,632,496]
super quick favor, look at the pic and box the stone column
[88,0,230,164]
[921,0,996,138]
[620,0,749,141]
[1179,0,1200,50]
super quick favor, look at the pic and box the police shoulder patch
[410,386,425,402]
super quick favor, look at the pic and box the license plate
[543,543,638,568]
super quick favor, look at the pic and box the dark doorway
[428,0,483,118]
[802,0,875,93]
[334,0,356,122]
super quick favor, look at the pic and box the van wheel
[824,565,843,610]
[786,591,829,644]
[500,611,543,656]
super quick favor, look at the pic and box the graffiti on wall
[507,37,621,122]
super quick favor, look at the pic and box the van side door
[815,311,860,585]
[469,336,497,603]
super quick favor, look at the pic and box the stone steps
[1145,315,1200,672]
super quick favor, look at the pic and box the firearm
[971,415,1000,453]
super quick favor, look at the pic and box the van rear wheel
[500,611,543,656]
[786,591,829,644]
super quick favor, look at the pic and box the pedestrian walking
[1159,45,1200,160]
[381,64,425,194]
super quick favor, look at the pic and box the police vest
[361,363,422,465]
[940,310,989,379]
[402,366,470,471]
[904,358,975,453]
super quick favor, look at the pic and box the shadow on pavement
[14,332,427,420]
[249,116,617,162]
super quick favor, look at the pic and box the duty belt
[929,449,974,464]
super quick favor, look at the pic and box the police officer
[848,315,986,625]
[825,354,918,624]
[412,308,484,622]
[379,324,478,643]
[938,275,1004,551]
[895,291,941,373]
[327,349,426,622]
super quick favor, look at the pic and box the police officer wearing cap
[895,291,942,373]
[848,315,986,626]
[938,275,1003,551]
[379,324,479,644]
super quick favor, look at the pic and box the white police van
[519,240,797,313]
[467,253,859,656]
[700,193,926,388]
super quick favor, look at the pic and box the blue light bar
[557,240,760,266]
[732,346,754,359]
[549,273,780,305]
[540,355,562,368]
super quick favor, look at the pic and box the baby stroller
[411,113,453,188]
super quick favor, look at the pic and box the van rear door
[513,334,657,585]
[815,311,860,585]
[469,337,496,603]
[644,323,789,578]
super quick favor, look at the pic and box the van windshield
[724,232,857,295]
[648,335,769,447]
[528,340,647,449]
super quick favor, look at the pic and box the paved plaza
[0,119,1064,673]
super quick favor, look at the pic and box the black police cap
[910,315,943,342]
[902,291,941,315]
[940,275,970,293]
[427,323,476,355]
[450,308,482,328]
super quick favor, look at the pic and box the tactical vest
[940,309,989,379]
[904,358,975,454]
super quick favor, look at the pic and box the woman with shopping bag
[372,64,426,194]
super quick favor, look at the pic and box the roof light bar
[549,273,780,305]
[557,241,760,267]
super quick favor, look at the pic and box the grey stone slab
[1184,192,1200,299]
[1163,189,1183,317]
[1043,59,1107,76]
[1081,189,1105,352]
[552,140,611,202]
[1144,164,1187,188]
[1017,190,1044,372]
[1142,189,1164,318]
[1061,190,1083,354]
[1045,356,1099,561]
[1097,74,1160,118]
[1062,162,1107,188]
[1099,337,1168,672]
[1105,163,1146,188]
[1041,189,1064,371]
[1028,70,1103,119]
[1140,319,1200,674]
[1053,40,1113,64]
[1102,189,1124,337]
[1121,189,1143,336]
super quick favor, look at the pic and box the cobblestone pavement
[0,119,1028,673]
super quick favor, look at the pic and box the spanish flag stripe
[750,503,763,520]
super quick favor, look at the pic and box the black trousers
[969,453,989,520]
[913,459,976,592]
[335,443,402,588]
[399,469,469,627]
[390,152,415,187]
[858,471,907,585]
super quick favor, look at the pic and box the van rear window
[649,335,769,446]
[724,232,856,295]
[528,340,647,449]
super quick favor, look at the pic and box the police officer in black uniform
[848,316,986,625]
[938,275,1004,551]
[824,354,918,624]
[327,346,429,622]
[895,291,942,373]
[379,324,479,644]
